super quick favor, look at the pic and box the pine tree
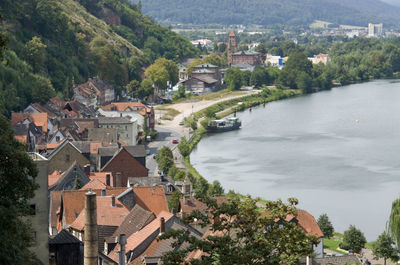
[317,213,334,238]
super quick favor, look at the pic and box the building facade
[227,31,238,66]
[98,116,138,146]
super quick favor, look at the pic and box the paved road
[145,126,183,175]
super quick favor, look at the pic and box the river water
[191,80,400,241]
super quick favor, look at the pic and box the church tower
[227,31,237,66]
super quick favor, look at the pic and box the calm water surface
[191,80,400,241]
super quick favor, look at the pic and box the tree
[145,58,179,90]
[225,67,242,91]
[250,66,270,88]
[340,225,366,253]
[156,146,174,173]
[23,36,47,73]
[126,80,141,98]
[372,232,399,265]
[168,190,181,212]
[178,138,190,158]
[0,115,39,264]
[208,180,224,196]
[285,52,313,75]
[31,74,56,104]
[160,195,319,265]
[389,198,400,248]
[317,213,334,238]
[139,79,154,99]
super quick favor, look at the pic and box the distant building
[368,23,383,37]
[98,116,138,146]
[231,50,263,66]
[308,54,331,65]
[73,77,115,107]
[191,39,213,49]
[265,54,285,68]
[183,64,222,94]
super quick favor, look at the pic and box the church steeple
[227,31,237,66]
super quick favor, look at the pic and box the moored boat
[206,117,241,133]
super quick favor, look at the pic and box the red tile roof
[102,102,146,112]
[108,211,174,262]
[48,170,63,187]
[61,188,129,226]
[229,31,236,37]
[180,196,227,216]
[90,142,101,155]
[11,112,48,132]
[133,186,168,215]
[70,196,130,231]
[80,179,108,191]
[295,209,324,238]
[89,172,114,186]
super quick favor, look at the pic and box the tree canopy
[160,195,319,265]
[340,225,367,253]
[317,213,334,238]
[372,232,399,265]
[0,115,39,264]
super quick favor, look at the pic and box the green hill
[0,0,198,116]
[137,0,400,27]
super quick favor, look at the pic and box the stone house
[73,77,115,107]
[231,50,263,66]
[98,116,138,146]
[101,146,148,187]
[46,140,90,174]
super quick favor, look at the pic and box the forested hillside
[138,0,400,27]
[0,0,198,116]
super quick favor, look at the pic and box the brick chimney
[159,217,165,235]
[119,234,126,265]
[115,172,122,187]
[84,191,98,265]
[111,195,116,207]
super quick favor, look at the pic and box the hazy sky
[382,0,400,6]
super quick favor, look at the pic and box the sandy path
[156,89,259,134]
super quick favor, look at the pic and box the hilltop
[0,0,198,116]
[137,0,400,27]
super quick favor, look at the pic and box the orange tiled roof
[70,196,130,231]
[89,172,113,186]
[180,196,227,216]
[108,211,174,262]
[133,186,168,216]
[48,170,63,187]
[11,112,48,132]
[229,31,236,37]
[80,179,108,191]
[14,135,27,144]
[61,188,129,226]
[295,209,324,238]
[102,102,146,112]
[46,140,65,150]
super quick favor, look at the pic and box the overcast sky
[382,0,400,6]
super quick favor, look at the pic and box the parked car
[172,139,179,144]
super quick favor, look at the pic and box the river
[190,80,400,241]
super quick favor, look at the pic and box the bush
[340,225,366,253]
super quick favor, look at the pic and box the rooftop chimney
[106,174,111,186]
[84,191,98,265]
[159,217,165,235]
[119,234,127,265]
[111,195,116,207]
[115,172,122,187]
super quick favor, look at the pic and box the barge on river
[206,117,241,133]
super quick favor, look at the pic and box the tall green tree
[160,196,318,265]
[340,225,366,253]
[23,36,47,73]
[389,198,400,248]
[178,138,190,158]
[317,213,334,238]
[0,115,39,264]
[225,67,242,91]
[372,232,399,265]
[208,180,224,196]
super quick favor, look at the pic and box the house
[231,50,263,66]
[101,146,148,187]
[89,172,114,187]
[46,140,90,174]
[108,212,202,264]
[127,175,180,196]
[265,54,285,68]
[59,118,99,141]
[100,101,155,131]
[309,54,331,65]
[69,195,130,253]
[103,204,156,255]
[98,116,138,146]
[50,187,130,234]
[28,153,50,265]
[73,77,115,107]
[11,112,54,138]
[49,229,83,265]
[63,101,96,118]
[48,162,90,191]
[97,146,119,170]
[184,64,222,94]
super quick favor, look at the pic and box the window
[56,136,60,142]
[29,204,36,215]
[66,154,70,162]
[125,125,128,130]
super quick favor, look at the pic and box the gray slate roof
[98,146,119,156]
[312,255,361,265]
[192,75,218,84]
[233,50,261,55]
[49,229,81,245]
[98,116,131,124]
[123,145,146,158]
[87,128,117,144]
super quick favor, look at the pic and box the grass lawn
[323,232,348,254]
[160,108,180,120]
